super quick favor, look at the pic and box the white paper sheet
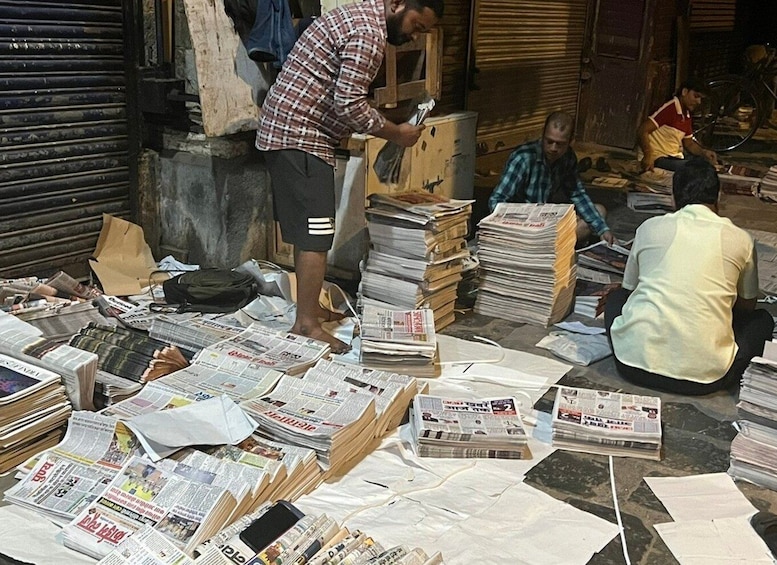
[554,321,606,335]
[655,517,774,564]
[0,505,96,565]
[124,395,257,460]
[645,473,757,521]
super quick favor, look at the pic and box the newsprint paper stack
[359,305,439,377]
[93,501,445,565]
[475,203,577,326]
[0,354,71,472]
[551,386,662,460]
[361,191,473,330]
[410,394,530,459]
[729,343,777,488]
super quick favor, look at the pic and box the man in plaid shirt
[488,111,614,246]
[256,0,444,352]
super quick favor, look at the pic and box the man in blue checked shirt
[488,111,615,246]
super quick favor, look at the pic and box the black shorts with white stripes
[264,149,335,252]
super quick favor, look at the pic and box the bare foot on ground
[291,322,351,353]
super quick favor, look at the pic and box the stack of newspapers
[95,501,445,564]
[360,191,473,330]
[0,310,97,410]
[551,386,662,460]
[760,165,777,202]
[730,343,777,488]
[0,354,71,473]
[475,203,577,326]
[149,314,243,355]
[359,305,439,377]
[305,358,418,437]
[626,169,674,213]
[240,373,378,476]
[410,394,530,459]
[5,411,321,528]
[194,323,331,376]
[60,453,237,559]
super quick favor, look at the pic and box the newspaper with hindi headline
[61,453,235,559]
[5,411,140,524]
[551,386,662,458]
[412,395,528,442]
[194,323,330,375]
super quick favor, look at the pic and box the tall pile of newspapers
[360,192,473,331]
[730,342,777,488]
[475,203,577,326]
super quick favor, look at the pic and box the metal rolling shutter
[467,0,588,155]
[0,0,131,279]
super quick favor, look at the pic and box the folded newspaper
[551,386,662,460]
[410,394,531,459]
[373,93,435,185]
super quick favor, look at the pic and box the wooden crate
[372,28,442,108]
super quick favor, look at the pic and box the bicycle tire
[692,76,763,152]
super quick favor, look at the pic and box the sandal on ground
[751,511,777,556]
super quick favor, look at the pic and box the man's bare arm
[682,137,718,165]
[637,120,658,171]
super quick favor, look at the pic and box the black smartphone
[238,501,305,554]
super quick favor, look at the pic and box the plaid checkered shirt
[488,140,610,236]
[256,0,388,166]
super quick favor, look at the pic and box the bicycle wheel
[692,77,762,152]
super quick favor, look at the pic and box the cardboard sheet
[89,214,165,296]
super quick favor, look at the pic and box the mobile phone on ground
[238,500,305,554]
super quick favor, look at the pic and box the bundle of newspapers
[5,410,324,558]
[551,386,662,460]
[475,203,577,326]
[626,169,674,213]
[240,372,378,476]
[359,305,439,377]
[761,165,777,202]
[410,394,530,459]
[194,323,331,376]
[94,501,445,565]
[0,354,71,473]
[305,358,418,437]
[0,310,97,410]
[360,191,473,330]
[730,343,777,488]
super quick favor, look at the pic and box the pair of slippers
[578,156,611,173]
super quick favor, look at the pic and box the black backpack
[162,269,257,313]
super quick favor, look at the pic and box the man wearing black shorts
[256,0,444,352]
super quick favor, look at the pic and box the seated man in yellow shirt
[637,79,718,172]
[604,158,773,395]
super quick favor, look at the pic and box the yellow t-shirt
[611,205,759,383]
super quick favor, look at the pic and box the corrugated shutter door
[467,0,588,155]
[0,0,131,279]
[690,0,736,32]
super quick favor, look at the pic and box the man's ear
[389,0,406,14]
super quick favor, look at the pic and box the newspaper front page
[195,324,329,375]
[62,454,235,559]
[551,386,662,458]
[6,411,139,523]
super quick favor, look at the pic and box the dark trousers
[654,156,685,171]
[604,288,775,395]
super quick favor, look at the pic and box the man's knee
[594,203,607,219]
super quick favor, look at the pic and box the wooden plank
[182,0,266,137]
